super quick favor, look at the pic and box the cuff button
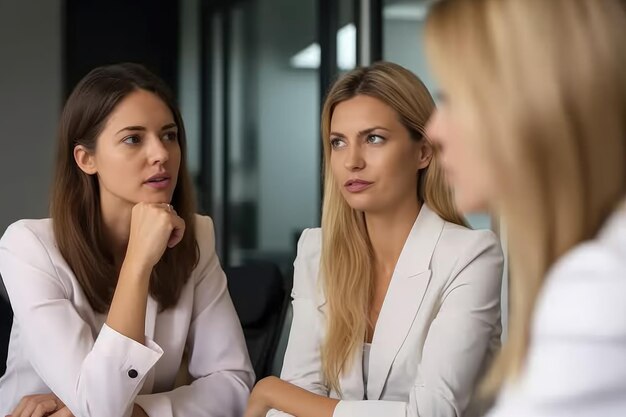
[128,369,139,379]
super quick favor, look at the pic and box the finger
[155,202,173,212]
[12,394,56,417]
[167,216,186,248]
[49,407,73,417]
[31,400,58,417]
[167,205,178,217]
[53,398,66,411]
[13,395,39,417]
[16,401,37,417]
[10,395,29,416]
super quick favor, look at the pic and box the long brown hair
[50,63,199,313]
[319,61,465,393]
[425,0,626,393]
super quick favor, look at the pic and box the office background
[0,0,506,377]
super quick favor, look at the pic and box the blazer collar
[366,204,445,400]
[392,203,446,278]
[334,204,446,400]
[314,204,445,309]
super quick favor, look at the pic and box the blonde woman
[424,0,626,416]
[244,62,504,417]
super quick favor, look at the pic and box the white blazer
[268,205,504,417]
[0,215,254,417]
[487,202,626,417]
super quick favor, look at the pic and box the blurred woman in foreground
[425,0,626,415]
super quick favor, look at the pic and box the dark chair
[225,262,289,381]
[0,274,13,378]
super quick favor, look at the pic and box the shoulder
[534,219,626,339]
[433,220,504,277]
[296,227,322,258]
[439,221,502,258]
[291,228,323,300]
[193,214,215,240]
[0,218,56,256]
[192,214,217,255]
[0,219,71,296]
[189,215,219,279]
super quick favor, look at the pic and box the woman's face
[329,95,432,215]
[75,89,181,210]
[425,92,493,213]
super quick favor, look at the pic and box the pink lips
[144,174,172,190]
[344,179,373,193]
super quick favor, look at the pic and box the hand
[8,393,68,417]
[244,377,274,417]
[125,202,185,270]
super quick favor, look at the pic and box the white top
[363,343,371,399]
[0,215,254,417]
[487,202,626,417]
[267,204,504,417]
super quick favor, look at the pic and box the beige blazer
[268,205,504,417]
[0,215,254,417]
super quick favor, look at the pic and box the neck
[365,199,422,276]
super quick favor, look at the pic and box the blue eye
[123,135,141,145]
[367,135,385,144]
[163,131,178,142]
[330,138,346,149]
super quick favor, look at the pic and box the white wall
[0,0,62,234]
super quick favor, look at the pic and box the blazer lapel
[366,205,444,400]
[139,295,158,394]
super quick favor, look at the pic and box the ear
[416,139,433,170]
[74,145,97,175]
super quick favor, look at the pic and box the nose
[147,135,170,165]
[344,142,365,171]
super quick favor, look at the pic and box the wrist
[258,376,279,408]
[120,257,152,280]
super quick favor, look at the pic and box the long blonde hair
[425,0,626,393]
[319,61,464,393]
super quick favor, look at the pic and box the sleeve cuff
[93,324,163,382]
[266,409,296,417]
[333,400,406,417]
